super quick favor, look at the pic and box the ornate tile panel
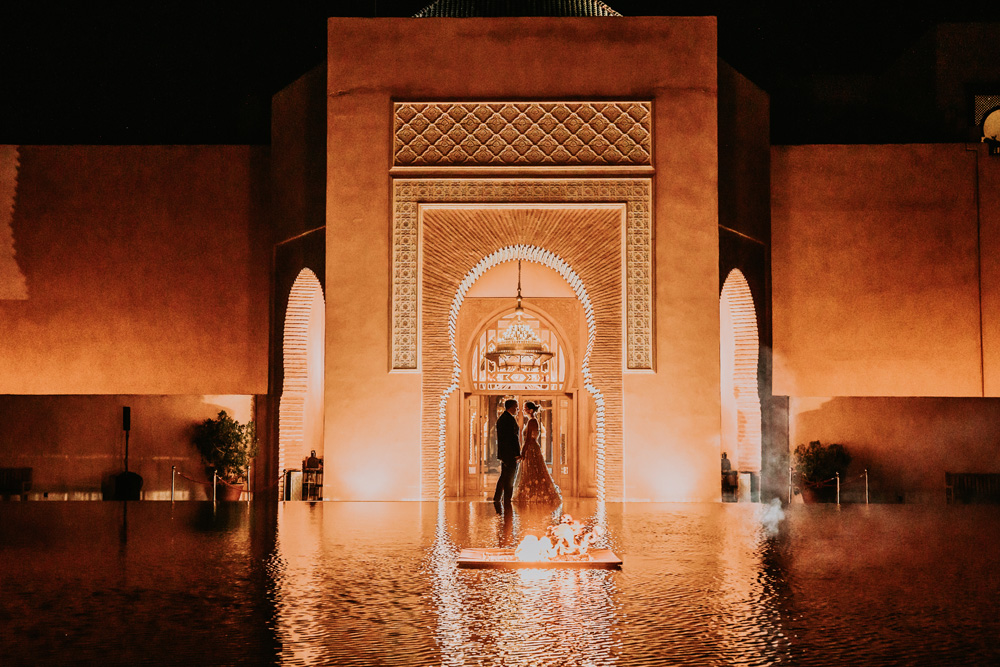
[391,178,653,370]
[393,102,652,167]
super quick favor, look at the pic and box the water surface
[1,500,998,665]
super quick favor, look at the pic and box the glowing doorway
[720,269,761,502]
[463,307,577,497]
[278,268,325,497]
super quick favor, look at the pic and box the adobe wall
[772,143,986,397]
[789,396,1000,503]
[326,17,721,500]
[271,65,326,245]
[981,149,1000,396]
[0,145,269,395]
[0,394,252,499]
[263,68,329,501]
[717,61,781,498]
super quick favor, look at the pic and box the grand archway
[418,204,626,501]
[457,294,584,498]
[441,246,602,502]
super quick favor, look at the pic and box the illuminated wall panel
[0,146,268,394]
[773,144,982,397]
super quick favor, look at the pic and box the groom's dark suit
[493,408,521,507]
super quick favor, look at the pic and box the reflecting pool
[1,500,998,666]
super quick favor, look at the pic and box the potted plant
[792,440,851,503]
[192,410,258,501]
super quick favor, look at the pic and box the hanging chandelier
[484,260,554,369]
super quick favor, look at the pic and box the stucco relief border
[391,178,654,370]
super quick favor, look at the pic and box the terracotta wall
[326,17,721,501]
[259,67,328,498]
[0,145,268,394]
[772,144,986,397]
[789,396,1000,503]
[980,150,1000,397]
[775,143,1000,502]
[717,61,780,498]
[271,65,326,245]
[0,394,252,499]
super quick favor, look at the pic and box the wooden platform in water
[456,548,622,570]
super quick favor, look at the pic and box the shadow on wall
[791,396,1000,503]
[0,394,253,500]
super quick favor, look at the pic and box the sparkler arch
[437,244,607,502]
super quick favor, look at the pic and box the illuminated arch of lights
[436,245,606,502]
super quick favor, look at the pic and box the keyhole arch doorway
[278,268,325,495]
[436,245,607,502]
[459,300,581,498]
[720,268,761,501]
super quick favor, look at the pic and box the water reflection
[6,501,1000,666]
[430,501,619,667]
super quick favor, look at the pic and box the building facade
[1,13,997,503]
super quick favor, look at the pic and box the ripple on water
[2,501,1000,666]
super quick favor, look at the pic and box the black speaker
[123,406,131,432]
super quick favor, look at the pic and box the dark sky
[0,1,995,144]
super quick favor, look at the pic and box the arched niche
[720,268,762,500]
[278,268,325,492]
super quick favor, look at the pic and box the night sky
[0,1,996,145]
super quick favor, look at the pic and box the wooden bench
[0,467,32,500]
[946,472,1000,504]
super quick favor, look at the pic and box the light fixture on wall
[983,108,1000,156]
[484,260,553,369]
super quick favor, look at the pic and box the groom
[493,398,521,513]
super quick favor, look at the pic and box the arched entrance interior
[278,268,325,499]
[720,268,762,502]
[419,205,626,502]
[460,299,581,498]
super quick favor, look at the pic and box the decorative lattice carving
[974,94,1000,127]
[393,102,652,167]
[391,179,653,371]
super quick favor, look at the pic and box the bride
[513,402,561,504]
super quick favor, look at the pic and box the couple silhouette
[493,398,561,514]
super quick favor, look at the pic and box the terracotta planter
[216,480,244,501]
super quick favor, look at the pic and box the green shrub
[192,410,258,483]
[793,440,851,501]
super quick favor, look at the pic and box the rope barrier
[172,469,282,489]
[260,473,286,490]
[170,467,283,503]
[795,472,867,488]
[790,468,870,504]
[170,465,307,503]
[174,470,213,487]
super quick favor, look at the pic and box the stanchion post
[865,468,869,505]
[213,469,217,504]
[836,472,840,505]
[171,466,175,502]
[788,466,792,504]
[246,464,251,504]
